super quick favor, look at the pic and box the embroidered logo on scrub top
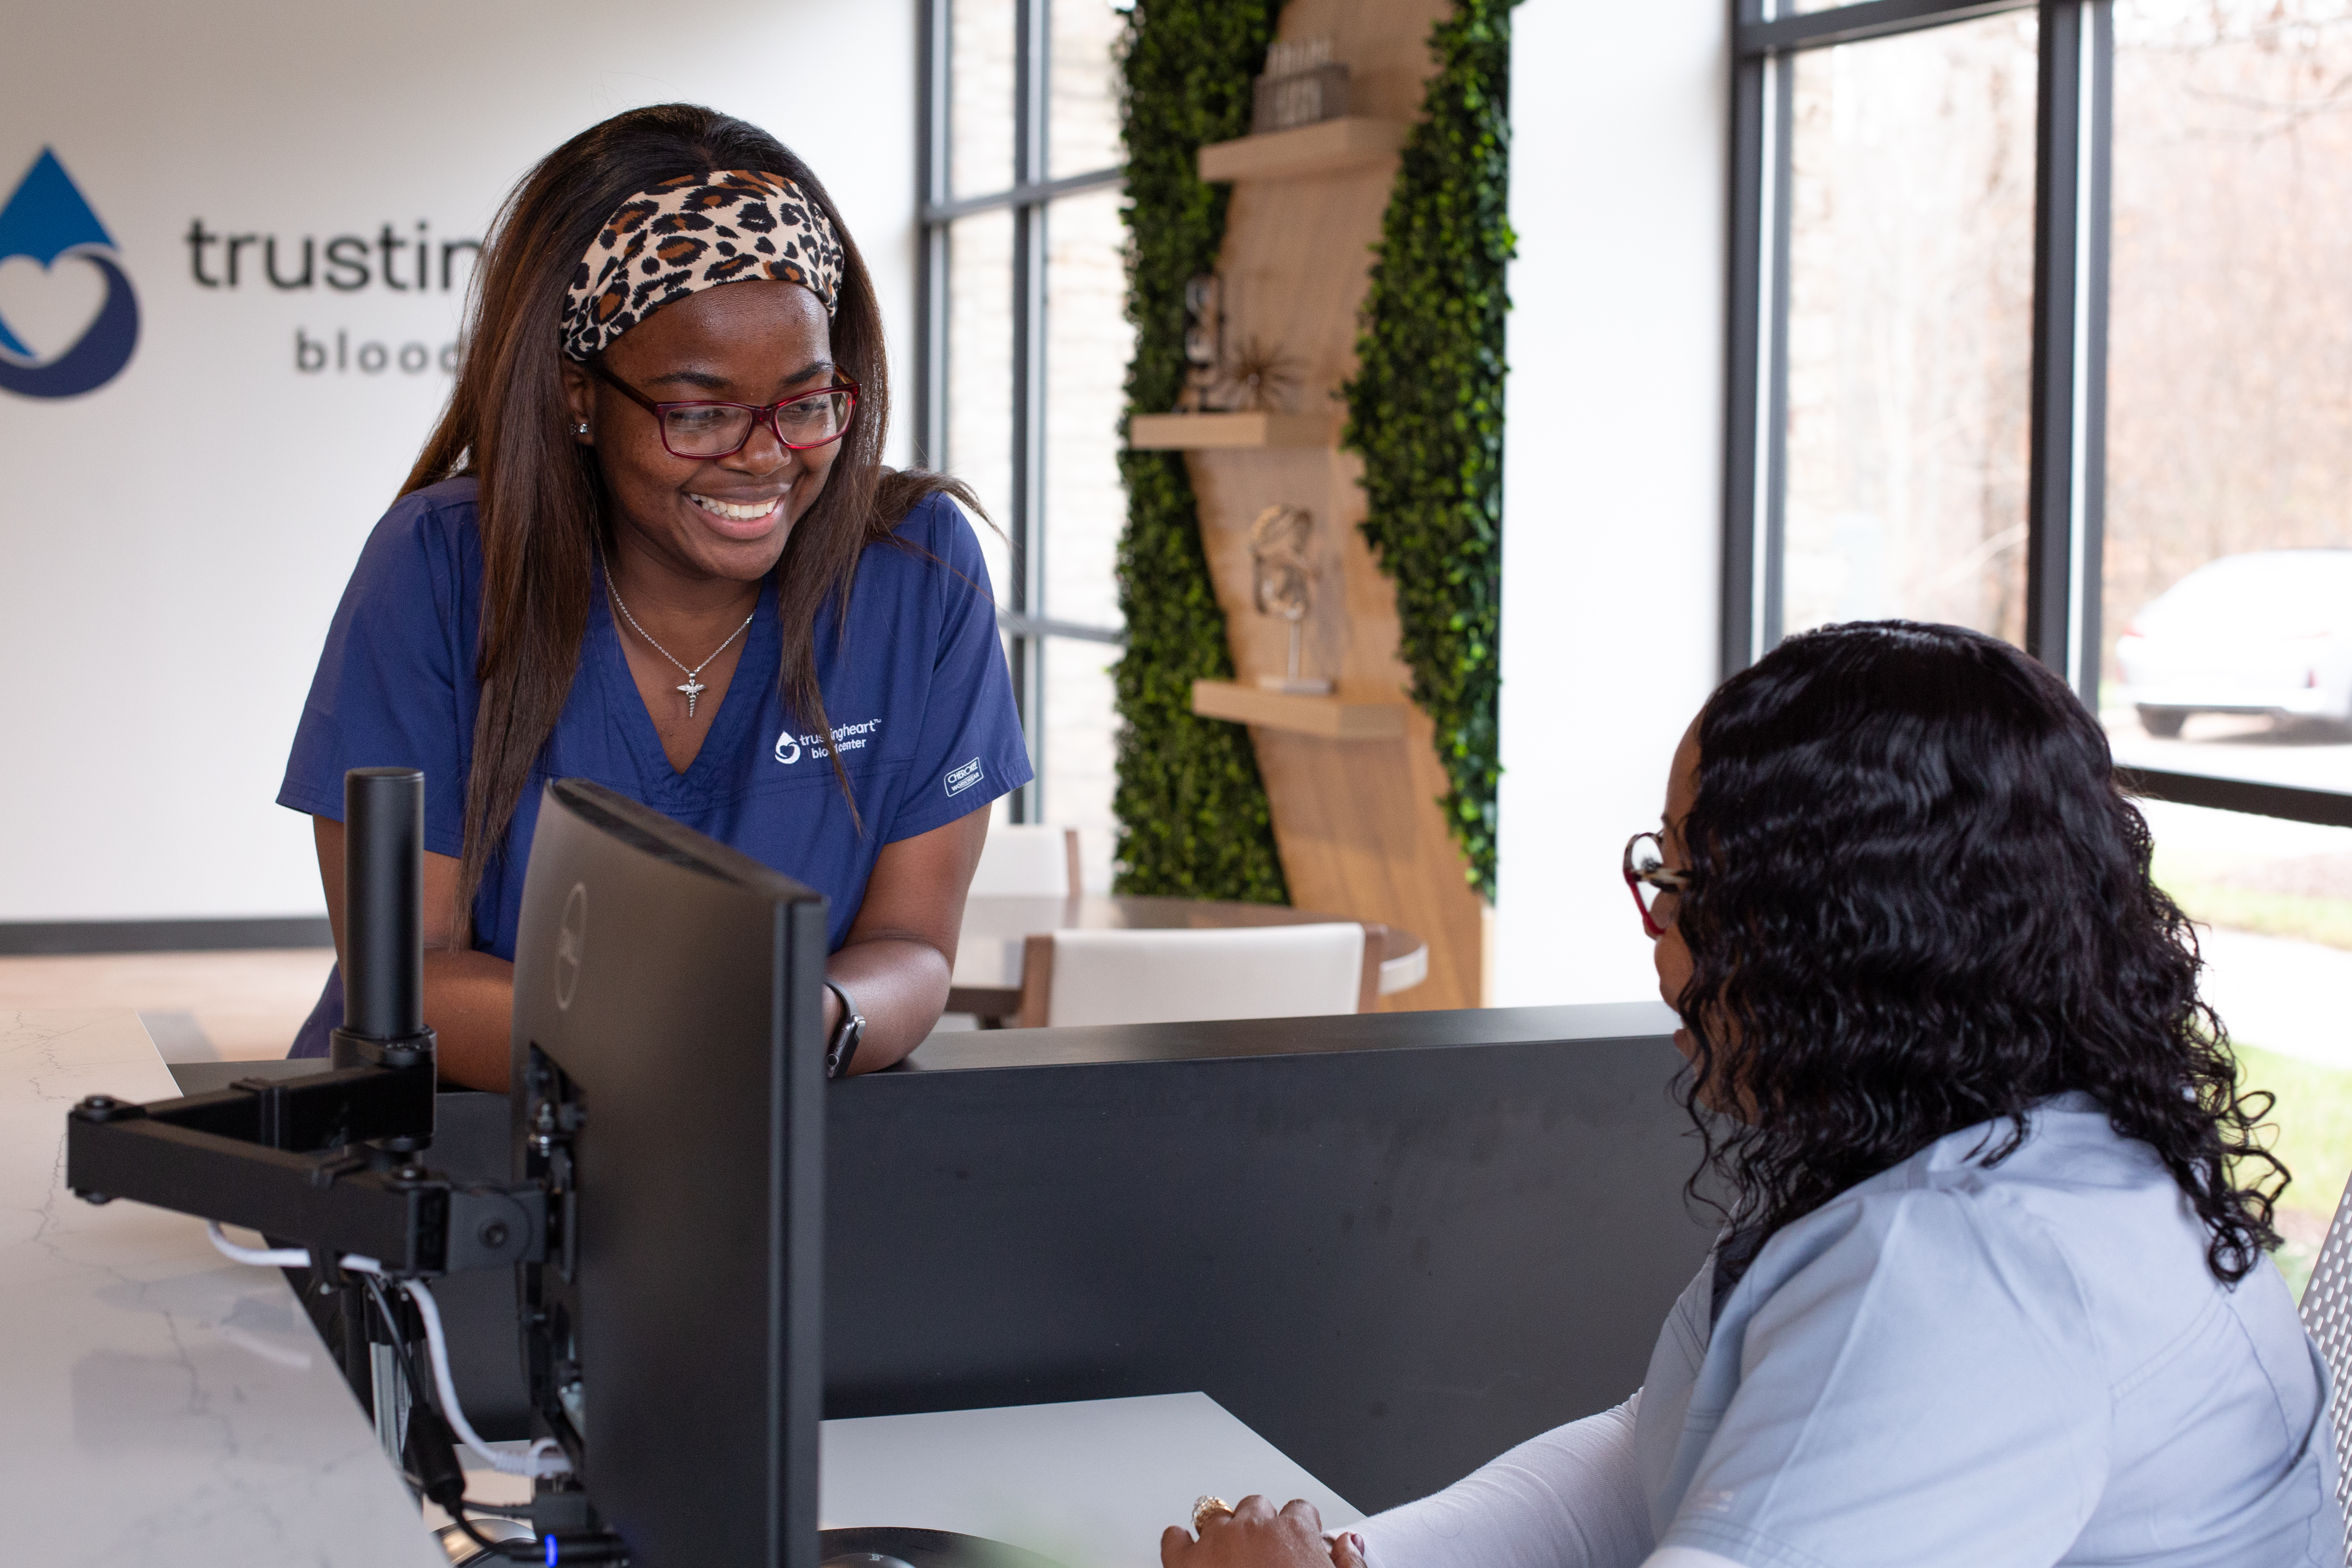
[945,758,984,797]
[775,717,881,766]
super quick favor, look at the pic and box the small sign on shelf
[1253,38,1349,134]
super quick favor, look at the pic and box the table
[949,895,1430,1023]
[822,1394,1361,1567]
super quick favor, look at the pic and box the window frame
[917,0,1127,826]
[1724,0,2352,827]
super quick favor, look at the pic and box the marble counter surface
[820,1393,1362,1568]
[0,1009,443,1567]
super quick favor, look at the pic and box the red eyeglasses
[590,360,860,460]
[1622,831,1694,939]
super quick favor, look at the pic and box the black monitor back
[510,779,828,1568]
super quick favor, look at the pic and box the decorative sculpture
[1219,334,1300,413]
[1179,272,1221,412]
[1174,273,1299,415]
[1248,504,1330,695]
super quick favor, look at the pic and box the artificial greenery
[1110,0,1291,903]
[1342,0,1516,902]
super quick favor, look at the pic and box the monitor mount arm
[57,770,591,1563]
[63,767,546,1277]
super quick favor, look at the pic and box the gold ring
[1192,1495,1235,1532]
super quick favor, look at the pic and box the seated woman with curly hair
[1170,622,2343,1568]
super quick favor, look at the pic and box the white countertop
[0,1009,444,1567]
[821,1393,1361,1567]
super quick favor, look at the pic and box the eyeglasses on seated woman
[1164,620,2339,1568]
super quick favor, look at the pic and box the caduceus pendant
[678,677,707,718]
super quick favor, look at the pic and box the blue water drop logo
[0,148,139,399]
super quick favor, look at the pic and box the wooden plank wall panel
[1183,0,1485,1009]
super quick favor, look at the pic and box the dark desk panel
[826,1003,1714,1513]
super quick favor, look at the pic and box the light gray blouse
[1360,1094,2342,1568]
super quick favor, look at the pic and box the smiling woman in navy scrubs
[278,104,1028,1090]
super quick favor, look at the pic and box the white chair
[968,824,1083,898]
[2298,1171,2352,1564]
[1014,923,1371,1028]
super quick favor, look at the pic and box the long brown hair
[408,104,976,938]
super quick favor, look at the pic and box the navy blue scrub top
[279,476,1030,1058]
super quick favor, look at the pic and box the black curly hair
[1673,620,2283,1283]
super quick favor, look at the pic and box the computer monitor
[509,778,828,1568]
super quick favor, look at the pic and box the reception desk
[11,998,1713,1559]
[828,1003,1712,1512]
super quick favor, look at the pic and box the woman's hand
[1160,1496,1369,1568]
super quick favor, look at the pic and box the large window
[1729,0,2100,682]
[1780,12,2040,643]
[1731,0,2352,1289]
[921,0,1129,880]
[2101,3,2352,799]
[2101,0,2352,1288]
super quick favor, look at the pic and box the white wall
[1492,0,1729,1006]
[0,0,914,922]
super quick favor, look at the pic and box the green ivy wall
[1110,0,1291,902]
[1342,0,1516,903]
[1112,0,1512,907]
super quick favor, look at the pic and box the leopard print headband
[560,170,845,361]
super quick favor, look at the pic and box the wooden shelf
[1128,411,1337,450]
[1199,117,1410,182]
[1191,679,1407,740]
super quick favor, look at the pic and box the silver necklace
[603,568,756,720]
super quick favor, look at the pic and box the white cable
[204,1221,569,1479]
[402,1277,570,1477]
[207,1220,383,1274]
[207,1221,309,1267]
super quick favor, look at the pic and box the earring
[574,422,590,435]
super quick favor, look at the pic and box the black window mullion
[1007,0,1050,822]
[2119,769,2352,831]
[1722,21,1766,680]
[923,167,1120,224]
[2024,0,2105,700]
[2077,1,2111,709]
[1723,14,1793,679]
[917,225,950,474]
[1739,0,2033,55]
[915,0,950,470]
[1760,53,1793,661]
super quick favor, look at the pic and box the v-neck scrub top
[278,476,1031,1059]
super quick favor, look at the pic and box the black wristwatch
[824,979,866,1079]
